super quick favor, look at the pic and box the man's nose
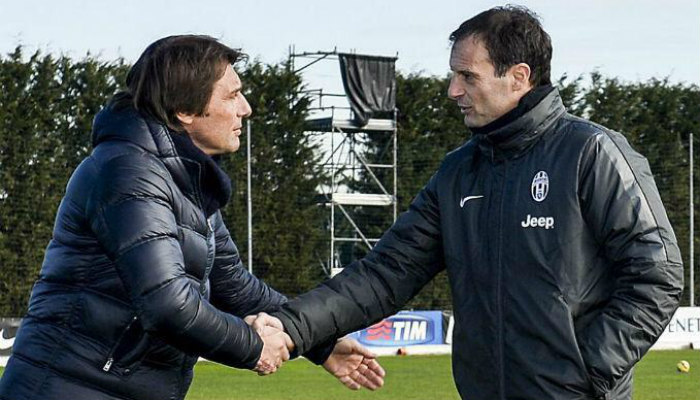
[447,77,464,100]
[239,94,252,118]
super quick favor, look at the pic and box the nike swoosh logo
[460,195,484,208]
[0,329,15,350]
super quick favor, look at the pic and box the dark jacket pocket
[102,316,150,374]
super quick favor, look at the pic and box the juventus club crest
[531,171,549,202]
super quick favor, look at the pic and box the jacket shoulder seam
[107,194,173,212]
[114,233,179,261]
[597,130,671,263]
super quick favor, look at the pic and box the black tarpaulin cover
[338,53,396,126]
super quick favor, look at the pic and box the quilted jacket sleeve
[577,131,684,396]
[208,211,287,315]
[87,153,263,369]
[272,173,445,354]
[207,211,340,365]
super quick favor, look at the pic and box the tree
[0,48,128,315]
[560,73,700,305]
[219,60,327,297]
[1,47,698,315]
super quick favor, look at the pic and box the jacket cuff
[272,310,306,354]
[303,338,336,365]
[244,326,265,370]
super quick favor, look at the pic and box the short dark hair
[113,35,245,129]
[449,5,552,86]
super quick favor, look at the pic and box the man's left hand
[323,339,385,390]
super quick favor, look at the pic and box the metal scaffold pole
[247,120,253,275]
[393,108,398,222]
[290,49,398,278]
[690,133,694,306]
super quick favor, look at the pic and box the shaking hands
[251,324,294,375]
[244,312,385,390]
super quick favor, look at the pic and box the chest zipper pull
[103,357,114,372]
[207,218,214,233]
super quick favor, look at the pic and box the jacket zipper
[200,215,216,294]
[496,161,508,399]
[103,315,138,372]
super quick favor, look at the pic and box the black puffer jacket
[0,105,286,400]
[274,89,684,400]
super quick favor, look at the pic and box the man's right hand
[245,312,387,390]
[245,312,285,337]
[253,325,294,375]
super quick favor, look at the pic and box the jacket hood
[92,103,178,159]
[476,88,566,162]
[91,103,231,214]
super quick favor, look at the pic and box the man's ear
[176,112,195,126]
[511,63,532,92]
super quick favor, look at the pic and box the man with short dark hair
[0,35,384,400]
[251,6,683,400]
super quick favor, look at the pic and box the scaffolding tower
[290,49,398,277]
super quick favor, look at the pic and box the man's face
[183,64,252,155]
[447,36,525,128]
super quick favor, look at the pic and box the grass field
[1,350,698,399]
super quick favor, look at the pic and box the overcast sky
[2,0,698,94]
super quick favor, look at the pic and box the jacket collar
[91,103,231,215]
[474,87,566,162]
[170,133,232,216]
